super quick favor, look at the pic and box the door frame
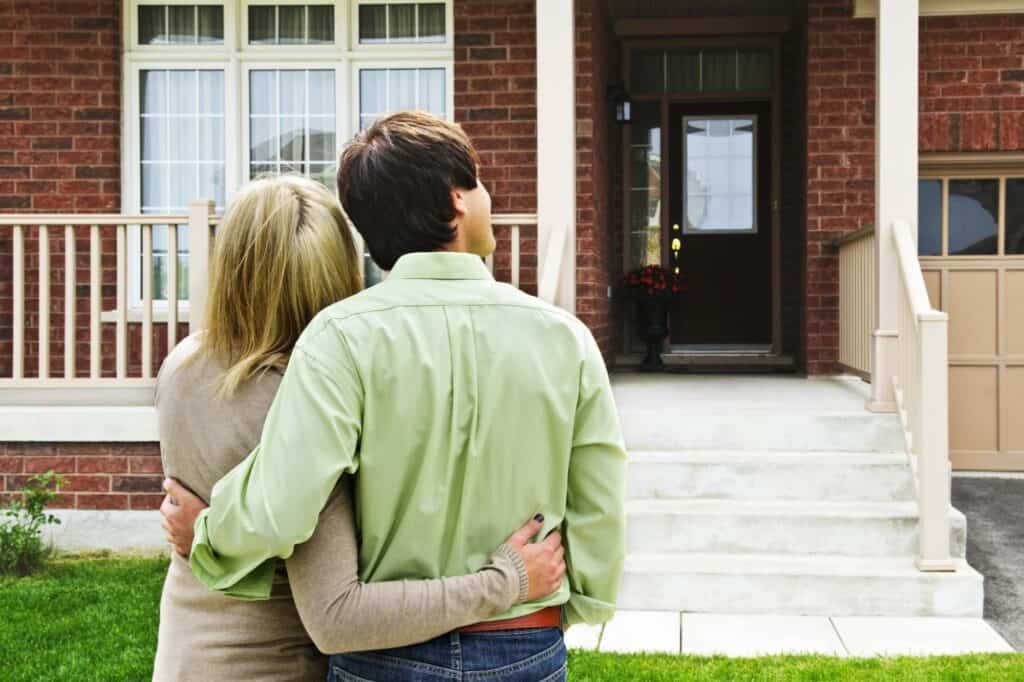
[621,35,783,356]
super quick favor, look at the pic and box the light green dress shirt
[190,252,627,625]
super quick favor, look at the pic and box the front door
[667,101,772,347]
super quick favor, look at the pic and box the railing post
[916,311,955,571]
[188,200,215,335]
[871,0,918,413]
[536,0,575,313]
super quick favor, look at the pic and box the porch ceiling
[607,0,800,20]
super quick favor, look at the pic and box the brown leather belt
[460,606,562,633]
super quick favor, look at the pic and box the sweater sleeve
[285,478,528,654]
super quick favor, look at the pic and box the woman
[152,175,565,681]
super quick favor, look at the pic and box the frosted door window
[140,70,225,300]
[684,117,756,233]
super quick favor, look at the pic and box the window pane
[685,117,755,232]
[279,71,306,116]
[949,179,998,256]
[141,70,167,112]
[359,4,387,43]
[389,69,417,111]
[703,50,737,91]
[168,117,197,163]
[168,70,197,114]
[918,179,942,256]
[307,5,334,43]
[198,118,224,161]
[738,49,772,90]
[250,70,275,115]
[141,118,166,161]
[419,68,446,116]
[631,51,663,93]
[249,5,276,44]
[1007,179,1024,255]
[310,123,336,163]
[167,5,195,44]
[197,5,224,44]
[629,101,661,269]
[139,6,165,44]
[142,164,169,210]
[279,117,306,161]
[250,118,277,162]
[419,3,445,42]
[308,70,335,115]
[360,70,387,119]
[389,4,416,40]
[279,5,305,44]
[198,70,224,115]
[667,51,700,93]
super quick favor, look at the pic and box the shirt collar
[388,252,494,281]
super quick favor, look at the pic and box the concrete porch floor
[565,611,1014,656]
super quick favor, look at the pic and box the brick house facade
[3,0,1024,508]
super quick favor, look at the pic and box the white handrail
[890,219,954,572]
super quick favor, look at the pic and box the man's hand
[504,515,566,601]
[160,479,208,558]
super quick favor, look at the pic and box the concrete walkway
[566,611,1014,657]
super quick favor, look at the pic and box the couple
[153,111,626,681]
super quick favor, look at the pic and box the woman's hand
[160,478,209,557]
[503,515,566,601]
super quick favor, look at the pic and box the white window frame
[121,0,453,314]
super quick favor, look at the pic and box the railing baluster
[90,224,100,378]
[116,224,127,379]
[64,225,75,378]
[38,224,49,379]
[142,225,153,379]
[12,224,24,379]
[167,224,178,350]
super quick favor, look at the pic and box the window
[124,1,453,299]
[631,48,773,94]
[917,170,1024,257]
[358,2,445,44]
[138,4,225,44]
[683,116,756,234]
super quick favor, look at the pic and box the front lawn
[1,556,1022,681]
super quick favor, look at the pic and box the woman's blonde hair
[199,174,362,397]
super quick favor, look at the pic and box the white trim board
[854,0,1024,17]
[45,510,167,554]
[0,406,159,442]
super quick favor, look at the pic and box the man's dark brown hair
[337,110,480,270]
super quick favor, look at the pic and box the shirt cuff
[493,543,530,604]
[189,508,277,601]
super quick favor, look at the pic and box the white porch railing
[2,207,552,406]
[0,202,216,406]
[837,227,877,379]
[891,218,954,571]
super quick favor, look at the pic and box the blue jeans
[328,627,567,682]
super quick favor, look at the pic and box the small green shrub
[0,471,65,575]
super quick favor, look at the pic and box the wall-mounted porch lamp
[609,85,631,124]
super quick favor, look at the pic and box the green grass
[1,556,1022,681]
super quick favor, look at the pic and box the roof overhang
[854,0,1024,18]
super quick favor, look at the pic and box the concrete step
[618,408,907,453]
[627,499,966,558]
[618,553,984,617]
[628,450,915,502]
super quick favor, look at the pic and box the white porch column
[869,0,918,412]
[535,0,576,312]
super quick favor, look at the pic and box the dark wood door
[668,101,772,346]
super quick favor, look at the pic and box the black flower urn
[635,297,669,372]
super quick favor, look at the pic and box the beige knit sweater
[152,334,527,682]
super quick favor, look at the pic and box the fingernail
[533,513,544,523]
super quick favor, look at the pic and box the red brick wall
[454,0,539,296]
[574,0,618,362]
[0,0,121,212]
[806,2,1024,374]
[0,442,163,510]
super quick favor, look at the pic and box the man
[163,110,626,680]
